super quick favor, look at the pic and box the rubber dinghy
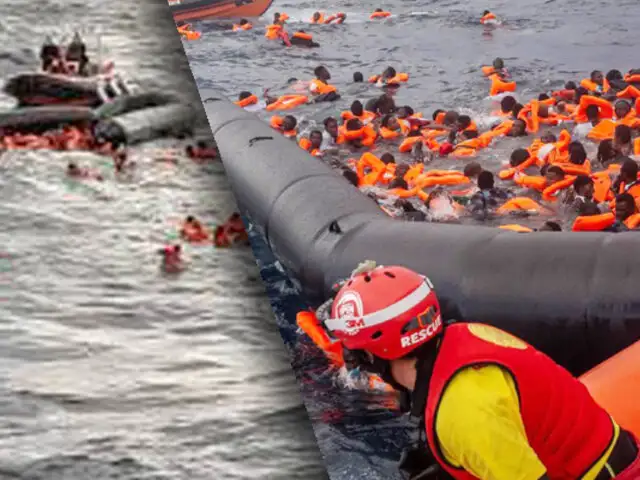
[0,106,96,133]
[200,89,640,376]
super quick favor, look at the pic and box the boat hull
[170,0,273,21]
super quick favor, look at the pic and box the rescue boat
[169,0,274,22]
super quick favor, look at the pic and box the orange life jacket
[310,13,325,23]
[298,137,322,157]
[587,119,617,142]
[625,213,640,229]
[553,160,591,177]
[574,95,614,123]
[338,125,377,147]
[309,79,337,95]
[579,78,603,93]
[341,110,376,125]
[379,126,402,140]
[265,24,282,39]
[489,74,516,97]
[265,94,308,111]
[292,31,313,41]
[233,23,253,31]
[269,116,297,138]
[572,212,616,232]
[370,11,391,19]
[498,224,534,233]
[496,197,547,215]
[234,94,258,108]
[480,12,497,24]
[425,323,616,480]
[616,85,640,100]
[542,176,576,202]
[499,154,537,181]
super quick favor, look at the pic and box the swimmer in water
[287,30,320,48]
[353,72,364,83]
[66,161,104,181]
[469,170,514,221]
[181,215,211,243]
[322,117,340,152]
[160,244,184,273]
[186,141,218,162]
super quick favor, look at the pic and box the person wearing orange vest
[305,262,640,479]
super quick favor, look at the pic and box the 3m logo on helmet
[335,290,365,335]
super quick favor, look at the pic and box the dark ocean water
[183,0,640,479]
[1,0,327,479]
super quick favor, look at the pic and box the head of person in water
[380,153,396,165]
[323,117,339,138]
[432,109,445,121]
[597,139,616,166]
[342,168,359,187]
[543,165,565,185]
[463,161,483,180]
[573,175,594,200]
[312,12,322,22]
[619,158,639,185]
[381,114,400,131]
[541,131,557,144]
[565,81,578,90]
[239,18,250,26]
[606,69,623,83]
[509,119,527,137]
[614,100,631,120]
[350,100,364,117]
[555,100,568,115]
[314,65,331,82]
[345,118,364,132]
[569,142,587,165]
[477,170,495,191]
[273,12,281,23]
[512,103,525,119]
[500,95,516,114]
[585,104,601,125]
[282,115,297,132]
[492,57,505,70]
[395,163,411,179]
[615,193,637,222]
[238,91,253,101]
[382,66,397,80]
[67,162,80,175]
[578,201,601,217]
[396,106,413,119]
[483,10,491,16]
[375,94,396,115]
[185,145,195,158]
[614,124,632,151]
[389,177,408,190]
[590,70,604,86]
[509,148,530,167]
[539,221,562,232]
[538,93,550,102]
[456,115,473,132]
[353,71,364,83]
[374,8,384,13]
[309,130,324,149]
[442,111,459,127]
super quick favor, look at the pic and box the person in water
[181,215,210,242]
[353,72,364,83]
[468,170,513,220]
[160,244,183,273]
[307,262,640,480]
[610,193,640,231]
[286,30,320,48]
[322,117,339,151]
[309,66,340,102]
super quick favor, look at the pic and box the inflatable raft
[201,89,640,376]
[0,106,96,133]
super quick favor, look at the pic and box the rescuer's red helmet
[324,264,443,361]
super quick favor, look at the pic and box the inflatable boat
[169,0,274,21]
[0,106,96,133]
[201,89,640,377]
[2,72,136,108]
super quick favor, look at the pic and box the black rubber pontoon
[202,89,640,375]
[0,106,96,133]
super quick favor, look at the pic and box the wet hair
[309,129,323,140]
[590,70,603,81]
[239,19,249,25]
[185,145,194,157]
[186,215,195,223]
[573,175,593,193]
[492,58,504,70]
[614,124,632,145]
[345,118,363,131]
[432,109,445,121]
[380,153,395,164]
[615,100,631,117]
[510,148,530,167]
[342,169,359,187]
[597,139,616,165]
[389,177,408,190]
[585,104,600,120]
[620,158,639,180]
[538,93,550,101]
[351,100,364,116]
[564,81,578,90]
[443,111,459,125]
[353,71,364,83]
[542,221,562,231]
[512,103,524,118]
[238,91,253,100]
[477,170,495,190]
[287,77,298,84]
[482,10,491,16]
[374,8,383,12]
[500,95,516,113]
[606,69,623,82]
[398,106,415,118]
[457,115,472,130]
[283,115,297,129]
[463,161,483,178]
[314,65,328,77]
[569,143,587,165]
[382,66,397,79]
[323,116,337,127]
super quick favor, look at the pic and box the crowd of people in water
[1,36,249,273]
[229,9,640,233]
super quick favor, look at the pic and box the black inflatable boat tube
[0,106,96,132]
[93,102,196,145]
[203,90,640,375]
